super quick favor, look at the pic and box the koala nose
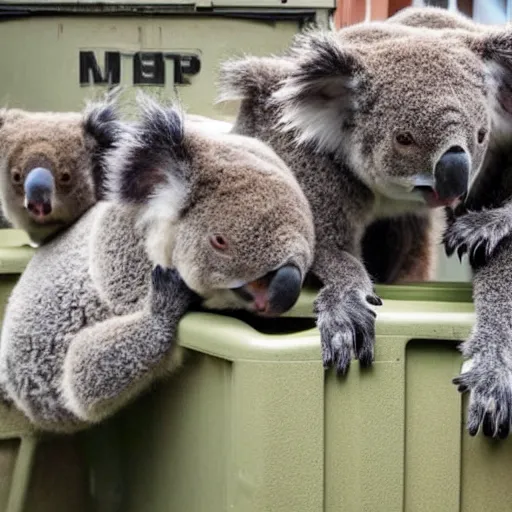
[24,167,54,217]
[236,264,302,317]
[266,264,302,316]
[434,146,469,202]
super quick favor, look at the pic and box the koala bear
[216,15,512,376]
[395,7,512,438]
[0,96,121,246]
[0,94,315,433]
[387,5,485,32]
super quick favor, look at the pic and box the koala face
[107,94,315,317]
[272,24,512,209]
[348,38,489,207]
[0,100,121,244]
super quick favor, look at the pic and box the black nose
[434,146,469,201]
[267,264,302,316]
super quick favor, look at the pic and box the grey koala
[0,93,122,246]
[0,93,315,433]
[216,14,507,375]
[397,6,512,439]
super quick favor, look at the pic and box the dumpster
[0,230,511,512]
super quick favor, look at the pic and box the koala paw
[150,265,200,317]
[443,209,512,268]
[315,286,381,376]
[453,354,512,439]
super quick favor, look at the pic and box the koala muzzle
[24,167,54,218]
[234,264,302,317]
[433,146,469,204]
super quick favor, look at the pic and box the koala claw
[315,287,380,376]
[443,209,512,268]
[453,353,512,439]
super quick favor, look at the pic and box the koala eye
[59,172,71,184]
[11,170,22,184]
[395,132,415,146]
[209,233,229,252]
[477,128,487,144]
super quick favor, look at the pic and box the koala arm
[452,236,512,439]
[61,266,197,424]
[312,234,382,376]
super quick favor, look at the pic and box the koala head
[0,97,122,244]
[264,22,512,209]
[387,6,485,32]
[107,94,315,317]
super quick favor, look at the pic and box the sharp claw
[468,425,479,436]
[457,245,466,262]
[483,412,495,437]
[366,294,383,306]
[498,423,510,439]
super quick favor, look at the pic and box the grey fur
[216,10,510,375]
[0,94,315,432]
[393,6,512,439]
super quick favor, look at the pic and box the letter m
[79,51,120,86]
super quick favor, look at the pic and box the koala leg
[452,237,512,439]
[61,266,197,424]
[443,203,512,268]
[313,249,381,376]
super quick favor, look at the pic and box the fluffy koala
[216,15,511,375]
[397,7,512,438]
[0,94,315,433]
[387,5,485,31]
[0,97,121,245]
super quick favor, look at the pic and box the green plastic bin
[0,231,511,512]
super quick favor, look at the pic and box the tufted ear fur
[271,30,368,153]
[466,28,512,140]
[216,55,296,104]
[83,90,125,199]
[106,93,190,223]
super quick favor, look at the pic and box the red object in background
[333,0,412,28]
[333,0,473,28]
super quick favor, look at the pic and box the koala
[216,15,512,376]
[0,96,121,246]
[0,94,315,433]
[387,5,485,32]
[395,7,512,438]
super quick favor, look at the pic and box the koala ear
[271,31,367,152]
[467,29,512,129]
[83,93,124,199]
[106,93,190,217]
[0,107,25,130]
[216,55,296,103]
